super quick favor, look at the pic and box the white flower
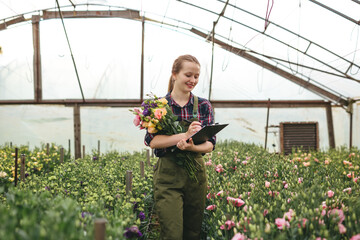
[0,171,7,178]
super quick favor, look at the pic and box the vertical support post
[60,147,64,163]
[20,154,25,182]
[94,218,107,240]
[325,103,336,148]
[126,170,133,195]
[74,104,81,159]
[140,16,145,103]
[151,148,154,158]
[32,15,42,102]
[349,111,353,148]
[140,161,145,178]
[264,98,270,150]
[208,21,216,101]
[146,149,151,167]
[10,142,12,148]
[98,140,100,158]
[14,148,18,187]
[82,145,85,158]
[46,143,50,155]
[68,139,71,157]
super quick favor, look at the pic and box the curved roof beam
[191,28,348,106]
[309,0,360,25]
[0,3,351,105]
[178,0,360,84]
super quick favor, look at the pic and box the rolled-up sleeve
[144,131,154,147]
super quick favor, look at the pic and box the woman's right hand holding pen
[186,121,202,139]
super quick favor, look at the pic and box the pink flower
[303,162,311,167]
[227,196,245,207]
[342,187,351,194]
[327,190,334,198]
[154,108,166,119]
[205,160,212,166]
[220,220,235,230]
[217,190,224,196]
[133,115,141,126]
[134,108,141,114]
[354,177,359,183]
[324,160,330,165]
[347,172,353,178]
[284,209,295,221]
[284,183,288,189]
[242,160,247,165]
[328,209,345,224]
[298,178,303,183]
[350,234,360,240]
[263,209,269,216]
[321,209,326,216]
[302,218,308,227]
[338,223,347,234]
[215,164,224,173]
[206,205,216,211]
[231,233,247,240]
[265,181,270,188]
[275,218,290,230]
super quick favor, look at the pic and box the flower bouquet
[130,93,201,181]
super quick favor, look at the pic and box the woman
[145,54,216,240]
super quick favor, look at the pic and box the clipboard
[190,123,229,144]
[171,123,229,152]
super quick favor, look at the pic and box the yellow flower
[142,121,149,128]
[148,125,158,134]
[9,177,14,182]
[159,98,168,105]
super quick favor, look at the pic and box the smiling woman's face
[172,61,200,94]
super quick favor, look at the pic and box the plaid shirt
[144,92,216,157]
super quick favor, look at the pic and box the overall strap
[192,95,198,119]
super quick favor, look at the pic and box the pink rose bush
[197,143,360,239]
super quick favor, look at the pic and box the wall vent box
[280,122,319,155]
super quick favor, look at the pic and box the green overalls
[153,96,208,240]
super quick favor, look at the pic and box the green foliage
[0,187,89,240]
[1,141,359,239]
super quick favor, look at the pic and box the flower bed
[1,141,359,239]
[203,141,360,239]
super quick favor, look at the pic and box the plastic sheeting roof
[1,0,360,103]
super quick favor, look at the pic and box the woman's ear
[171,73,176,81]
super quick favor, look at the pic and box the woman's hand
[186,121,202,138]
[176,138,195,151]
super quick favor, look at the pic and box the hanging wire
[264,0,274,32]
[222,1,236,71]
[257,67,264,93]
[55,0,85,101]
[150,62,163,89]
[350,25,360,75]
[221,26,232,71]
[26,56,33,83]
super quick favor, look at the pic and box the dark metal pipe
[350,111,353,148]
[264,98,270,149]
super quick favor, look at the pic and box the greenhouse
[0,0,360,239]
